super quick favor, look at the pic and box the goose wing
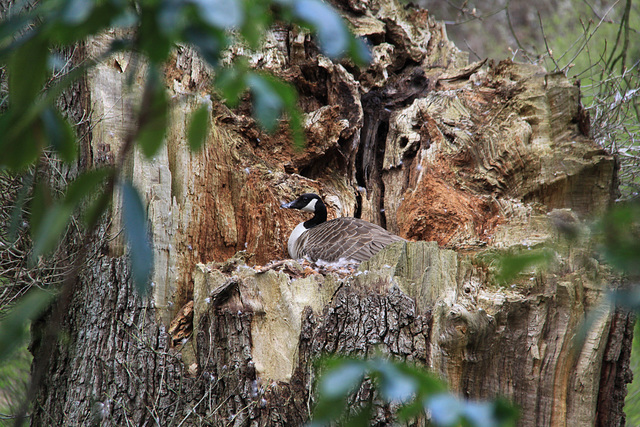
[295,217,404,263]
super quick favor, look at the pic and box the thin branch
[605,0,631,72]
[505,0,539,60]
[561,1,620,73]
[538,11,560,71]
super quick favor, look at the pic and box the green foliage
[493,248,554,285]
[293,0,350,58]
[246,72,304,146]
[0,0,369,171]
[30,203,74,259]
[27,168,112,259]
[136,66,169,158]
[596,202,640,278]
[188,104,211,152]
[7,172,33,242]
[310,356,518,427]
[0,289,56,363]
[40,107,78,163]
[215,60,250,107]
[0,338,32,420]
[121,181,154,295]
[474,247,553,287]
[625,320,640,425]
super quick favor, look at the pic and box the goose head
[281,193,322,213]
[281,193,328,227]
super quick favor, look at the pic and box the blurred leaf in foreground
[188,103,211,152]
[597,202,640,276]
[0,289,56,362]
[311,356,517,427]
[121,181,154,295]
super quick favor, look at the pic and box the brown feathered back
[292,217,405,262]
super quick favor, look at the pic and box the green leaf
[240,0,271,48]
[41,107,77,163]
[188,104,211,151]
[29,181,52,243]
[158,0,186,37]
[64,168,114,208]
[7,172,33,242]
[462,401,499,427]
[246,74,284,132]
[311,398,347,427]
[318,360,366,399]
[343,401,373,427]
[495,249,553,285]
[426,393,463,426]
[597,202,640,275]
[61,0,94,24]
[245,72,299,134]
[288,104,305,150]
[0,111,42,172]
[293,0,349,58]
[192,0,244,29]
[137,67,169,158]
[348,36,372,66]
[121,181,154,294]
[396,399,425,422]
[0,13,37,56]
[396,361,446,395]
[0,106,76,169]
[492,397,520,426]
[183,25,225,67]
[49,0,136,45]
[246,74,303,146]
[0,45,101,170]
[374,361,417,403]
[426,393,518,427]
[27,169,112,259]
[0,289,56,362]
[8,34,49,114]
[215,63,248,107]
[609,288,640,311]
[31,203,74,258]
[137,4,172,63]
[109,5,138,29]
[84,189,112,229]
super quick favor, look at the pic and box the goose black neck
[303,199,327,228]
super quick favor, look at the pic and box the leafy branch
[311,356,518,427]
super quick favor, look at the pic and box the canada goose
[281,193,405,263]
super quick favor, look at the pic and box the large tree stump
[30,0,631,425]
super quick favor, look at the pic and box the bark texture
[30,0,632,426]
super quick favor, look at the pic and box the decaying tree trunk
[31,0,632,425]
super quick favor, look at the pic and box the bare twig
[537,11,560,71]
[505,0,539,61]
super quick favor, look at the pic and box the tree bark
[30,0,632,425]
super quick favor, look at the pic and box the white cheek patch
[300,198,317,212]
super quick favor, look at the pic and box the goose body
[281,193,404,263]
